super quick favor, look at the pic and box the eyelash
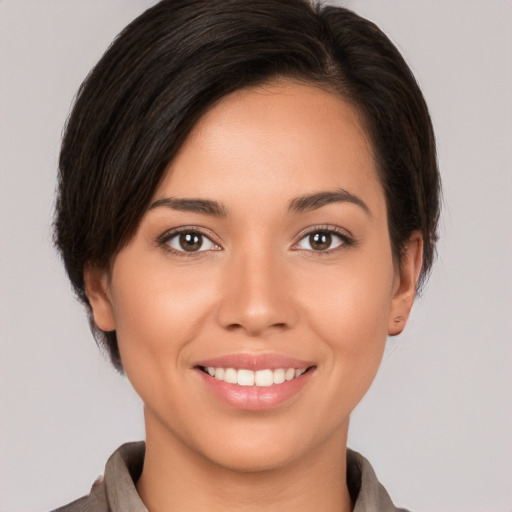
[158,226,221,257]
[157,225,355,257]
[292,225,355,255]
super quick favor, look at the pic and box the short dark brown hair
[55,0,440,372]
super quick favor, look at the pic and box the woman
[53,0,439,510]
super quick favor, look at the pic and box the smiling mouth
[198,366,313,387]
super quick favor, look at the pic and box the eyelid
[158,226,222,254]
[156,224,354,256]
[291,225,355,252]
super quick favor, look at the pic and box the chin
[191,416,347,475]
[203,439,304,474]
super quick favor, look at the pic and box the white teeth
[285,368,295,381]
[255,369,273,387]
[205,367,308,386]
[273,368,285,384]
[224,368,237,384]
[237,369,255,386]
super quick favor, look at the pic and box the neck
[136,411,353,512]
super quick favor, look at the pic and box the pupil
[310,232,331,250]
[180,233,202,252]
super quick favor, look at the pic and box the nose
[216,247,298,336]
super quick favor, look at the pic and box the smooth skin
[85,80,422,512]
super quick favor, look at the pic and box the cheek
[109,253,219,378]
[300,243,395,377]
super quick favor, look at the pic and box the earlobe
[388,232,423,336]
[83,265,116,332]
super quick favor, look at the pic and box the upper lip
[194,353,314,371]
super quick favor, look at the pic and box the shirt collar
[101,442,406,512]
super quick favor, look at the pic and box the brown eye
[309,232,332,251]
[179,233,202,251]
[167,231,217,253]
[297,230,345,252]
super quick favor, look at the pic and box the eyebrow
[288,189,371,216]
[149,197,228,217]
[149,188,370,218]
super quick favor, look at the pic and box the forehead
[156,80,382,211]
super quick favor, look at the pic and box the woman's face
[87,80,419,472]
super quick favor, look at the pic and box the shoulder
[51,442,146,512]
[51,476,107,512]
[347,449,412,512]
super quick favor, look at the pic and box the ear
[83,265,116,332]
[388,231,423,336]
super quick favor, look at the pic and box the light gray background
[1,1,511,511]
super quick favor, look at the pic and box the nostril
[224,321,288,333]
[225,323,243,331]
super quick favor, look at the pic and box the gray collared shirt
[53,442,410,512]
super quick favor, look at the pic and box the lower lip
[196,369,313,411]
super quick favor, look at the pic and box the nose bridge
[216,242,296,335]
